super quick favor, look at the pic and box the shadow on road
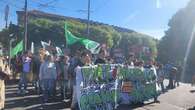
[5,81,71,110]
[117,101,159,110]
[188,106,195,110]
[190,90,195,93]
[5,95,41,109]
[26,101,71,110]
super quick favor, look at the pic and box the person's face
[24,53,27,57]
[56,56,60,61]
[64,56,69,63]
[149,60,154,65]
[82,54,91,65]
[75,51,81,58]
[129,56,134,62]
[28,52,32,57]
[86,54,91,64]
[100,51,106,58]
[48,56,53,62]
[52,56,57,62]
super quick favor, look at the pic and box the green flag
[80,39,100,54]
[64,23,82,45]
[11,40,23,58]
[64,23,100,54]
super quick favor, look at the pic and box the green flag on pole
[64,23,100,54]
[64,23,82,45]
[11,40,23,58]
[80,39,100,54]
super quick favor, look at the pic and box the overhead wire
[0,0,109,26]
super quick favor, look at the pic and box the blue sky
[0,0,190,39]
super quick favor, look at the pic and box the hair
[24,51,28,55]
[127,54,135,60]
[64,55,69,61]
[158,64,163,68]
[43,55,51,61]
[81,51,89,58]
[99,48,106,54]
[59,56,65,60]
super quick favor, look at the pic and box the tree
[158,0,195,81]
[0,17,157,58]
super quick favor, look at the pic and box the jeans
[32,80,41,94]
[160,82,165,92]
[40,79,55,102]
[168,78,174,89]
[71,86,77,108]
[18,72,28,91]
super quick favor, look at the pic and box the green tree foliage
[119,32,157,59]
[28,18,65,46]
[0,28,10,48]
[158,0,195,80]
[158,0,195,63]
[0,17,157,60]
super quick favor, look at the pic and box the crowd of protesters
[0,47,182,110]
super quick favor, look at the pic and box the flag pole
[65,22,68,48]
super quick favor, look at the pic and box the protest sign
[76,64,160,110]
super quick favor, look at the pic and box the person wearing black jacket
[71,51,92,110]
[94,49,107,65]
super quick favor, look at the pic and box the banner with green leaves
[76,64,160,110]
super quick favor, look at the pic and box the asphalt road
[129,83,195,110]
[4,80,195,110]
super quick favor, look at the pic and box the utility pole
[24,0,28,51]
[87,0,91,37]
[77,0,91,37]
[4,5,9,29]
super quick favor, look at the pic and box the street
[4,81,195,110]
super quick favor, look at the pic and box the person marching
[71,51,92,110]
[18,51,32,94]
[62,55,71,101]
[39,55,57,103]
[0,67,9,110]
[157,64,165,93]
[94,49,107,65]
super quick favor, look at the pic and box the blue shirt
[23,57,31,73]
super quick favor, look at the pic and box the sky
[0,0,191,39]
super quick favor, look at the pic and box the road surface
[4,81,195,110]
